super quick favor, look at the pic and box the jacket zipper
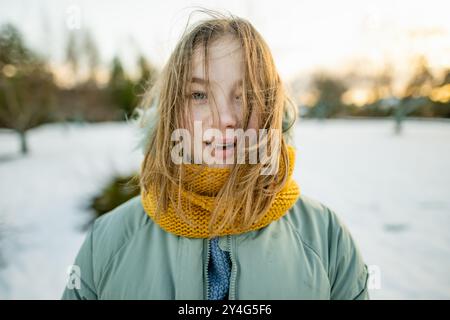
[204,238,211,300]
[228,234,237,300]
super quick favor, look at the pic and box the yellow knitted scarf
[141,145,301,238]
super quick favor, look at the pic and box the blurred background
[0,0,449,299]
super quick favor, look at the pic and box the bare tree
[0,24,55,155]
[395,56,435,134]
[136,54,158,96]
[66,30,79,81]
[310,73,347,119]
[83,29,100,83]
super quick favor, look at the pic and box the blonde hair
[136,9,297,237]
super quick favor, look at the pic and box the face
[186,35,258,167]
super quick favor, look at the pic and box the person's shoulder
[283,194,370,299]
[283,194,351,262]
[285,194,341,233]
[63,196,152,298]
[90,195,151,257]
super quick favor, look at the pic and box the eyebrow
[191,77,243,86]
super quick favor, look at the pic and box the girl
[62,10,369,300]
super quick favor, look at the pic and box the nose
[212,94,237,131]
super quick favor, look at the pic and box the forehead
[191,36,244,86]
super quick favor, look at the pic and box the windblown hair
[136,9,297,238]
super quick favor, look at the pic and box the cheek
[247,109,259,131]
[186,106,212,139]
[191,108,202,122]
[191,106,211,122]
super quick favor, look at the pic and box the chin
[207,162,233,169]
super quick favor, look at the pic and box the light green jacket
[62,194,369,300]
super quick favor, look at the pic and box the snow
[0,119,449,299]
[0,122,143,299]
[292,119,450,299]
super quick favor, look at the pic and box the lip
[213,141,235,160]
[203,138,236,161]
[204,138,236,145]
[215,141,235,147]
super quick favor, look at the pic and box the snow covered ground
[0,122,143,299]
[293,119,450,299]
[0,119,449,299]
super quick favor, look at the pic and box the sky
[0,0,449,85]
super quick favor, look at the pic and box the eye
[191,91,207,102]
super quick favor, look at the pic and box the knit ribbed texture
[208,237,231,300]
[141,145,301,238]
